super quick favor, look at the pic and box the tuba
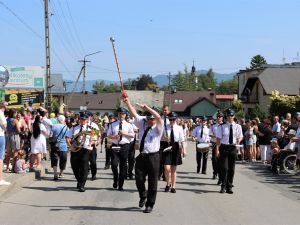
[70,129,94,152]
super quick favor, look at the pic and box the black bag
[49,126,67,146]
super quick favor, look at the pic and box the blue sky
[1,0,300,81]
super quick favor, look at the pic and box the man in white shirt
[216,109,243,194]
[0,101,10,186]
[107,107,134,191]
[159,105,170,180]
[272,116,281,137]
[66,112,95,192]
[123,96,163,213]
[192,116,210,174]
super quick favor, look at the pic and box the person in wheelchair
[271,129,297,174]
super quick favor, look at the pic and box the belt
[139,151,159,157]
[112,143,129,146]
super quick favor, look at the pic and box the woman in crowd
[5,108,21,172]
[251,120,258,161]
[257,119,273,164]
[245,120,254,162]
[30,115,49,170]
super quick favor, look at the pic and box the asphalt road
[0,141,299,225]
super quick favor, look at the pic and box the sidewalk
[0,159,51,200]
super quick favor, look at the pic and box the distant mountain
[65,71,236,91]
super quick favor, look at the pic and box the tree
[198,68,217,90]
[250,54,267,69]
[93,80,121,93]
[269,90,300,117]
[216,75,238,94]
[135,74,157,90]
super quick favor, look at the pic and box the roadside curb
[0,161,51,201]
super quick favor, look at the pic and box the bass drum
[196,143,211,153]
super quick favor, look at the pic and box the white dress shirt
[192,125,210,143]
[216,122,243,145]
[0,110,7,136]
[107,120,134,145]
[209,123,222,143]
[161,115,170,142]
[134,115,163,153]
[167,123,184,143]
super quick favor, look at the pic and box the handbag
[50,125,67,146]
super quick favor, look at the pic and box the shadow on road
[241,163,300,198]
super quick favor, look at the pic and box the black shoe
[104,165,110,170]
[226,189,233,194]
[128,175,134,180]
[170,188,176,193]
[139,198,146,208]
[53,176,58,181]
[118,187,124,191]
[78,187,85,192]
[219,187,226,194]
[113,182,118,189]
[91,175,96,181]
[217,180,222,185]
[197,167,200,173]
[212,174,217,180]
[143,206,153,213]
[202,171,207,175]
[165,185,170,192]
[77,183,80,189]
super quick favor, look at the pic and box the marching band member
[123,97,163,213]
[159,105,170,180]
[209,112,224,182]
[163,112,184,193]
[107,107,134,191]
[192,116,210,174]
[66,112,94,192]
[126,113,138,180]
[103,113,115,169]
[216,109,243,194]
[86,112,101,181]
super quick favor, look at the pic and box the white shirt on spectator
[272,122,281,133]
[0,110,6,136]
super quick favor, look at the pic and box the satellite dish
[0,66,9,87]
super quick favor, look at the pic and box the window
[174,99,183,104]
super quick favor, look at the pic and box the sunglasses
[228,115,234,117]
[169,118,176,121]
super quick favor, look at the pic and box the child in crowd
[14,150,29,174]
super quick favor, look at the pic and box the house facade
[164,91,219,117]
[237,63,300,114]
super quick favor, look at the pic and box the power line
[65,0,86,54]
[0,0,75,80]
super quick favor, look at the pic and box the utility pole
[78,58,90,93]
[44,0,52,112]
[78,51,101,93]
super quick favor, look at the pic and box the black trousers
[89,144,97,177]
[159,141,168,178]
[211,142,219,176]
[111,144,129,188]
[127,141,135,177]
[105,147,112,167]
[219,144,236,190]
[135,152,160,208]
[71,148,90,188]
[196,144,208,173]
[50,146,68,170]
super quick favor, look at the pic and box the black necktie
[200,126,203,138]
[164,116,168,137]
[119,120,123,141]
[139,127,151,152]
[170,125,175,144]
[229,124,233,144]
